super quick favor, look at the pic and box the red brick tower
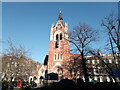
[48,11,70,77]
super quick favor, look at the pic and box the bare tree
[100,12,120,83]
[62,55,83,79]
[65,23,98,82]
[5,39,30,58]
[101,12,120,54]
[2,40,39,81]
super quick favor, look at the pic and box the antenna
[60,8,62,13]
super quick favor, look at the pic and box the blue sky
[2,2,118,63]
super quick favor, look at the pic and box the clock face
[58,26,61,29]
[57,24,62,29]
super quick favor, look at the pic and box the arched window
[55,54,56,60]
[55,41,59,48]
[61,53,62,60]
[41,69,44,73]
[60,33,62,40]
[56,34,58,41]
[57,67,63,75]
[58,53,59,59]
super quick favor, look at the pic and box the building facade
[86,53,120,82]
[2,54,39,82]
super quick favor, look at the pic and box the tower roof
[58,10,63,20]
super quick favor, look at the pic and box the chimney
[97,49,101,56]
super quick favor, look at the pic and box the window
[94,76,98,81]
[109,59,112,63]
[100,76,103,82]
[55,41,59,48]
[7,63,10,67]
[15,62,17,67]
[97,60,99,63]
[12,62,14,65]
[93,68,96,74]
[61,53,62,60]
[87,60,90,63]
[42,69,44,73]
[92,60,95,64]
[104,59,107,63]
[60,33,62,40]
[54,53,62,61]
[106,76,110,82]
[115,59,118,64]
[55,34,59,48]
[55,54,56,60]
[58,53,59,59]
[56,34,58,41]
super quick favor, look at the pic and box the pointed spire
[58,10,63,20]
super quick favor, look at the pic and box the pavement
[13,84,43,90]
[13,88,23,90]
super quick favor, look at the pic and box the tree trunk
[81,51,89,82]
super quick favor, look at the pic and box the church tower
[48,11,70,77]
